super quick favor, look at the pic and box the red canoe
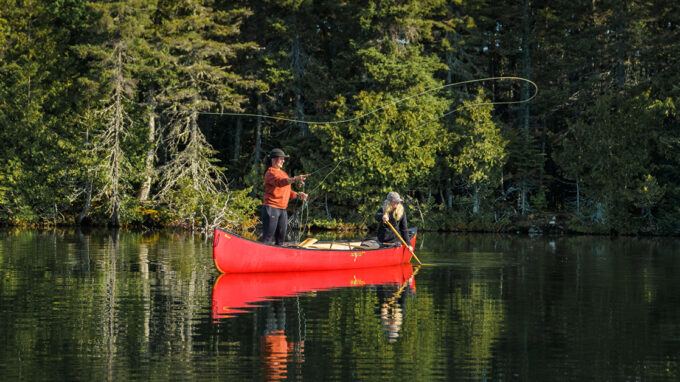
[212,263,416,318]
[212,227,417,273]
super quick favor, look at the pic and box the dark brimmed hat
[386,192,403,203]
[269,148,289,158]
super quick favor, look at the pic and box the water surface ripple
[1,229,678,380]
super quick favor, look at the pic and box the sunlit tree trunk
[447,179,453,209]
[139,90,156,202]
[576,179,580,215]
[76,180,92,225]
[473,183,480,215]
[104,45,126,227]
[77,128,92,225]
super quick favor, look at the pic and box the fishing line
[200,76,537,125]
[304,86,538,197]
[208,77,538,239]
[205,77,536,188]
[288,77,537,239]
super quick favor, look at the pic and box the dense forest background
[1,0,678,235]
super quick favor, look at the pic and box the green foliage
[553,90,670,233]
[450,89,506,186]
[422,202,469,231]
[531,187,549,212]
[154,0,261,203]
[314,89,447,203]
[311,40,449,215]
[504,132,545,199]
[1,0,680,234]
[161,177,259,232]
[444,88,508,216]
[634,174,665,211]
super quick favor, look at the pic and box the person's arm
[266,170,307,187]
[286,174,308,185]
[375,208,385,222]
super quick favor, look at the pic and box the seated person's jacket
[375,207,409,245]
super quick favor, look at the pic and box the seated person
[374,192,412,251]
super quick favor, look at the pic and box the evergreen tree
[0,0,89,223]
[74,0,154,226]
[466,0,545,215]
[311,1,450,217]
[638,0,680,232]
[450,89,507,216]
[425,0,487,212]
[224,0,337,188]
[153,0,261,228]
[553,90,668,232]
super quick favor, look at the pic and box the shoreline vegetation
[1,1,679,236]
[0,209,674,237]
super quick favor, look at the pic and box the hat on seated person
[386,192,403,203]
[269,148,289,158]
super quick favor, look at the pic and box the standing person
[375,192,412,251]
[261,148,308,246]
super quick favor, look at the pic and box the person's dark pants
[261,205,288,245]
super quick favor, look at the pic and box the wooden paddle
[386,265,421,307]
[385,220,423,265]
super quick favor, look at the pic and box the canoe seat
[303,242,373,251]
[305,243,352,250]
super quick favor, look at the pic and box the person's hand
[407,245,413,252]
[299,192,308,200]
[291,174,309,184]
[382,214,389,223]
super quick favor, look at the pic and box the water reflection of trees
[420,233,680,380]
[1,230,680,380]
[0,229,216,380]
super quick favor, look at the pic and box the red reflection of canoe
[212,227,417,273]
[212,263,415,318]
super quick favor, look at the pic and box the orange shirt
[263,167,298,209]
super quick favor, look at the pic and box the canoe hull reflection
[212,263,415,318]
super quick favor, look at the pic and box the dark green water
[1,229,678,381]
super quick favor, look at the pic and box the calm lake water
[1,228,679,381]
